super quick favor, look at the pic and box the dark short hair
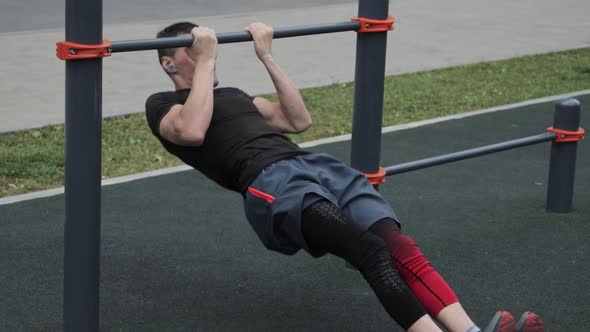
[156,22,199,65]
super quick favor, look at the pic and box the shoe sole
[485,311,515,332]
[516,311,544,332]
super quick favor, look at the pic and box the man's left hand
[244,22,274,62]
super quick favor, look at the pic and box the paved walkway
[1,0,589,132]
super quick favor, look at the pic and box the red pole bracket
[363,167,386,185]
[56,40,112,60]
[352,16,395,33]
[547,127,585,143]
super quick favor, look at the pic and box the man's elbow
[168,116,205,146]
[302,117,313,131]
[173,125,206,146]
[293,117,312,133]
[180,131,205,146]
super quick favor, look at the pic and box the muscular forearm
[174,58,216,141]
[262,55,312,130]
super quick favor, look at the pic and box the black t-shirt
[145,87,309,193]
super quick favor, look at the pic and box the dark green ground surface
[1,95,589,331]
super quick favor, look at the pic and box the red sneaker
[516,312,544,332]
[484,311,516,332]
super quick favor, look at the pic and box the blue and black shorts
[243,153,399,256]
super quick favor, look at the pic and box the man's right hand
[185,27,218,61]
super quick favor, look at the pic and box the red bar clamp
[547,127,585,143]
[352,16,395,33]
[56,40,112,60]
[363,167,386,185]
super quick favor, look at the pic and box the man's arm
[159,27,218,146]
[245,23,312,134]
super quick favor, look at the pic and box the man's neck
[174,81,190,91]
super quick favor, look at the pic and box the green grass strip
[1,48,589,197]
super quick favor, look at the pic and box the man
[145,21,544,332]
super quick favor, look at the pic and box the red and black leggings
[301,199,458,330]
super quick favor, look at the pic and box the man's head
[157,22,218,89]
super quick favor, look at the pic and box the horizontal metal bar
[385,132,556,176]
[111,21,361,53]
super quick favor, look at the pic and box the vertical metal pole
[350,0,390,174]
[546,98,582,213]
[63,0,102,330]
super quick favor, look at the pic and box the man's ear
[161,56,176,74]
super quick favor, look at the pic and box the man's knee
[369,218,419,256]
[350,231,390,270]
[369,218,433,284]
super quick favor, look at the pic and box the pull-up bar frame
[62,0,393,330]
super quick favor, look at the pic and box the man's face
[170,34,219,87]
[171,46,196,85]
